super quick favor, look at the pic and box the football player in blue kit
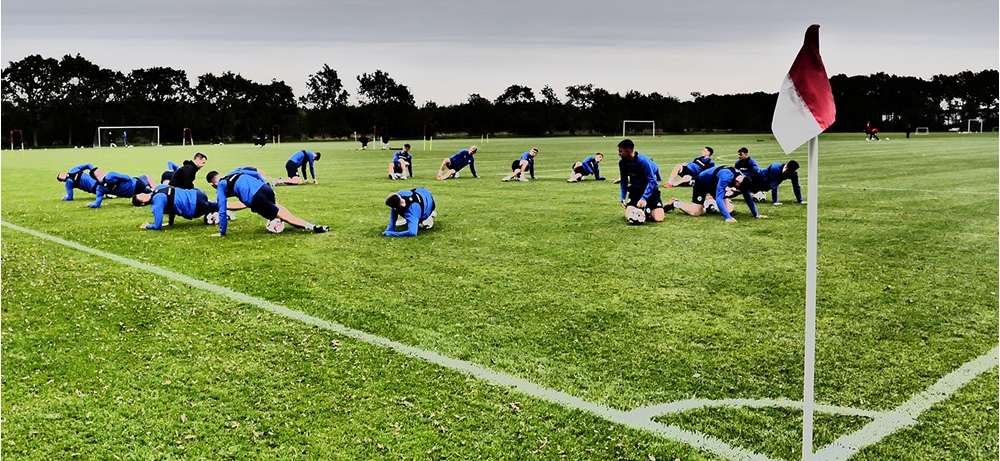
[666,165,767,223]
[437,146,478,180]
[88,172,155,208]
[666,147,715,187]
[502,148,538,182]
[388,144,413,180]
[56,164,104,200]
[206,167,328,236]
[131,185,243,230]
[567,153,606,182]
[274,150,321,186]
[617,139,665,223]
[382,187,436,237]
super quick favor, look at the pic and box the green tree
[1,55,63,146]
[301,64,349,109]
[356,70,414,107]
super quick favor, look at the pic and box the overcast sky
[3,0,997,105]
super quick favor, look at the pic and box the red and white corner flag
[772,24,836,154]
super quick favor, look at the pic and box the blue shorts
[249,185,280,220]
[285,160,300,178]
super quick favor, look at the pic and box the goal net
[94,126,160,147]
[622,120,656,137]
[914,127,929,135]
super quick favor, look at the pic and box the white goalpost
[622,120,656,137]
[95,126,161,147]
[914,127,930,135]
[964,118,983,133]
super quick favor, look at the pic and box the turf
[2,132,997,460]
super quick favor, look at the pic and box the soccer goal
[622,120,656,137]
[964,118,983,133]
[94,126,160,147]
[915,127,930,135]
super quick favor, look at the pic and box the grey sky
[3,0,997,105]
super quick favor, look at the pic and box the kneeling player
[618,139,665,222]
[568,153,605,182]
[57,164,104,200]
[388,144,413,180]
[502,148,538,182]
[274,150,321,186]
[383,187,436,237]
[666,147,715,187]
[666,165,766,223]
[132,185,244,230]
[206,168,328,236]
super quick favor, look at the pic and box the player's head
[469,145,478,154]
[384,193,405,211]
[703,147,714,157]
[782,159,800,178]
[56,172,68,182]
[595,152,603,162]
[131,193,152,207]
[403,143,411,151]
[733,174,753,194]
[314,152,322,161]
[737,147,749,159]
[617,139,635,159]
[205,170,221,188]
[193,152,208,168]
[529,148,538,156]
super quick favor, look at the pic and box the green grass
[2,132,997,460]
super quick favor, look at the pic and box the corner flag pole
[802,136,819,460]
[768,24,835,461]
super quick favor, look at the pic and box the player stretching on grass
[382,187,437,237]
[57,164,104,200]
[734,147,758,175]
[89,172,154,208]
[388,144,413,180]
[665,147,715,187]
[567,153,606,182]
[274,150,321,185]
[437,146,478,180]
[132,185,243,230]
[618,139,665,223]
[666,165,766,223]
[502,148,538,182]
[206,168,328,236]
[752,160,805,206]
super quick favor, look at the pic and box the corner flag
[771,25,835,461]
[772,24,836,154]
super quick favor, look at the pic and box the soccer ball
[226,210,236,220]
[626,207,646,225]
[704,198,719,214]
[751,191,767,203]
[204,212,219,225]
[266,218,285,233]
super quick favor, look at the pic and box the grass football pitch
[2,133,997,460]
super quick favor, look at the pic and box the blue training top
[289,150,317,180]
[63,164,100,200]
[618,153,660,202]
[383,188,435,237]
[735,157,759,175]
[448,150,478,177]
[697,166,759,220]
[216,167,267,235]
[144,186,217,230]
[92,172,147,207]
[758,163,803,204]
[686,156,715,176]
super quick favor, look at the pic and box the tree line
[2,54,996,147]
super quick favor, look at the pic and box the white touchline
[3,220,996,461]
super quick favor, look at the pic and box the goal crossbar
[622,120,656,137]
[96,126,161,147]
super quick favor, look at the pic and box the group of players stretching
[56,150,329,236]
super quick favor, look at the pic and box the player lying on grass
[382,187,436,237]
[206,168,329,236]
[437,146,478,180]
[274,150,321,185]
[665,165,766,223]
[618,139,665,223]
[567,153,605,182]
[88,172,154,208]
[749,159,805,205]
[665,147,715,187]
[132,185,244,230]
[160,153,208,188]
[502,148,538,182]
[57,164,104,200]
[388,144,413,180]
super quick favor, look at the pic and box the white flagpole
[802,135,819,460]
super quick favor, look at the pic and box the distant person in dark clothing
[359,136,371,150]
[381,133,390,150]
[254,128,267,147]
[905,124,912,139]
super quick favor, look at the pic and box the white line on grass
[3,220,997,461]
[816,184,998,195]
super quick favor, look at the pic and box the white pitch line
[0,221,772,461]
[4,221,996,461]
[816,184,998,195]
